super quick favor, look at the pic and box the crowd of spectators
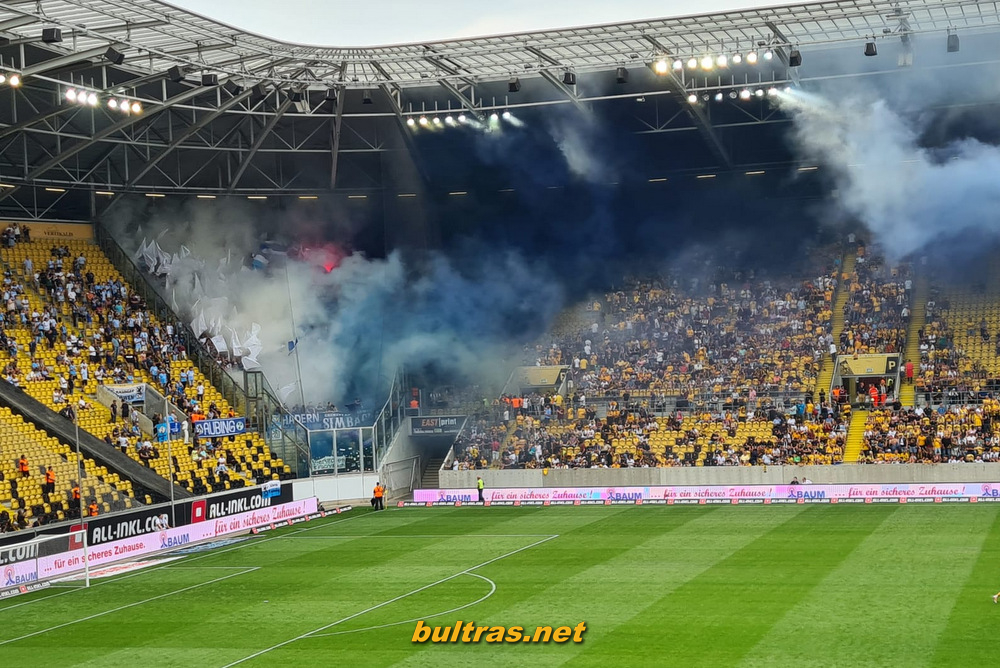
[838,246,911,355]
[452,397,849,470]
[4,242,259,469]
[521,249,841,407]
[859,401,1000,463]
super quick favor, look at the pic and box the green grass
[1,505,999,667]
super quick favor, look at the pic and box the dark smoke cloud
[105,102,830,405]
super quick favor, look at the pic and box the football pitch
[1,504,998,667]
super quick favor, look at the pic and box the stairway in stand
[420,457,444,489]
[899,278,929,408]
[843,409,868,463]
[815,251,858,399]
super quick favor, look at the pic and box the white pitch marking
[309,572,497,638]
[0,509,380,613]
[288,533,559,539]
[0,567,258,646]
[219,534,560,667]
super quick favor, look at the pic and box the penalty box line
[0,509,385,615]
[219,534,561,667]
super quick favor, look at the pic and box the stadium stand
[838,244,911,356]
[539,254,840,407]
[915,276,1000,405]
[0,234,290,497]
[0,405,135,528]
[453,398,848,469]
[859,401,1000,464]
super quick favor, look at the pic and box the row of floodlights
[686,86,791,104]
[65,88,141,113]
[406,110,512,127]
[653,48,787,75]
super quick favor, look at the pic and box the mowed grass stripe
[739,506,997,668]
[563,506,896,668]
[928,505,1000,668]
[267,508,717,668]
[1,520,535,664]
[390,507,811,668]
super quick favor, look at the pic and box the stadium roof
[0,0,997,219]
[2,0,999,88]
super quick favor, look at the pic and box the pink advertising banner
[413,484,1000,504]
[36,497,318,580]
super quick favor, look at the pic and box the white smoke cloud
[107,199,563,406]
[782,88,1000,259]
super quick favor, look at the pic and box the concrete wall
[293,472,381,506]
[439,464,1000,489]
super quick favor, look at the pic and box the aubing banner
[194,417,247,438]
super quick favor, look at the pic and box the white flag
[278,383,297,402]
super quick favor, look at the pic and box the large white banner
[104,383,146,404]
[34,497,318,580]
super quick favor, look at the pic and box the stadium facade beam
[329,87,345,190]
[537,70,585,110]
[525,46,586,111]
[368,59,431,183]
[765,22,801,86]
[227,87,305,192]
[643,36,733,171]
[0,16,38,32]
[436,80,479,117]
[125,86,256,189]
[0,81,225,204]
[0,106,75,141]
[21,44,125,77]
